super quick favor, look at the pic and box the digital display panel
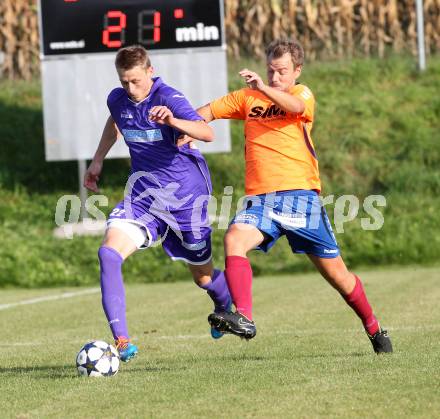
[39,0,224,56]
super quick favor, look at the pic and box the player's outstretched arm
[197,104,216,123]
[149,106,214,141]
[239,68,305,115]
[84,115,118,193]
[176,104,217,147]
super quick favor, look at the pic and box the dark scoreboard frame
[39,0,224,57]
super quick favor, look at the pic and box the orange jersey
[210,84,321,195]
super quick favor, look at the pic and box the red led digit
[153,11,161,42]
[102,10,127,48]
[138,10,161,45]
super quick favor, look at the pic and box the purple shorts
[108,199,212,265]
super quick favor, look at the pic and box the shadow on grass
[0,365,76,379]
[214,352,370,362]
[221,354,267,362]
[0,364,191,379]
[122,366,188,373]
[294,352,368,358]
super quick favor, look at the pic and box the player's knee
[223,231,233,248]
[224,229,246,256]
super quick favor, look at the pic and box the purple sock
[98,246,129,340]
[200,269,231,312]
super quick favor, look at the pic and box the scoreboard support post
[78,160,88,221]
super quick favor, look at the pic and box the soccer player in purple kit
[84,45,231,362]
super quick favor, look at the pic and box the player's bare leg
[102,227,138,259]
[306,254,355,294]
[188,261,231,313]
[189,260,232,339]
[99,227,139,361]
[224,223,266,258]
[308,254,392,354]
[208,224,264,340]
[188,259,214,287]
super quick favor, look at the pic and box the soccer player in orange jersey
[184,39,392,353]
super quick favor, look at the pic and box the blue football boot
[115,337,138,362]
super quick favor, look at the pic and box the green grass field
[1,266,439,418]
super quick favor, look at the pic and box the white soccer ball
[76,340,120,377]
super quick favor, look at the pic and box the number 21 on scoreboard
[102,10,161,48]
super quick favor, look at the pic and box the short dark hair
[265,39,304,68]
[115,45,151,71]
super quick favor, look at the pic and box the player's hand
[149,106,174,125]
[239,68,266,91]
[84,160,102,193]
[176,134,195,147]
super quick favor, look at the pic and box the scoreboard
[38,0,230,161]
[39,0,223,55]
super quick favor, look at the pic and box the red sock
[343,275,379,335]
[225,256,253,320]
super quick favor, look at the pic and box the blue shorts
[231,190,339,258]
[108,199,212,265]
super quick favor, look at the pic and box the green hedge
[0,55,439,287]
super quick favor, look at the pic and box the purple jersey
[107,77,212,213]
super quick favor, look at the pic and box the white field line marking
[0,288,100,311]
[0,342,47,347]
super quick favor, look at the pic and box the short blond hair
[115,45,151,71]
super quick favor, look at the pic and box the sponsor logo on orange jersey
[248,104,286,119]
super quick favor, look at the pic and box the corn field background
[0,0,439,79]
